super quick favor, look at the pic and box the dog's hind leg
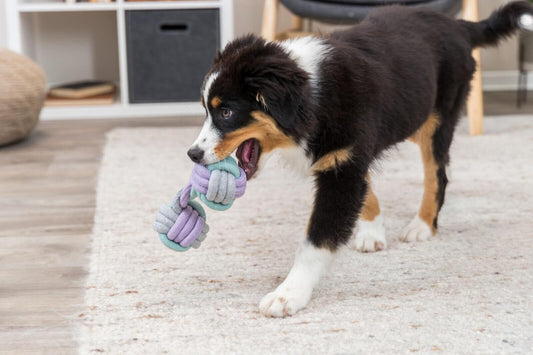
[354,174,387,252]
[400,67,469,241]
[260,157,367,317]
[401,113,444,242]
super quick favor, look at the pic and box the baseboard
[482,70,533,91]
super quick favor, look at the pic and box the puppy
[187,2,533,317]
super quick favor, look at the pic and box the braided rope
[153,157,246,251]
[190,159,246,210]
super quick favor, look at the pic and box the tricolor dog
[187,2,533,317]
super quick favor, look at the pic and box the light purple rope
[190,164,247,198]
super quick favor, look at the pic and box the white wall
[0,1,7,48]
[480,0,519,71]
[233,0,292,37]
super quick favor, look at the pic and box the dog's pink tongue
[236,139,252,164]
[242,139,254,164]
[236,139,258,180]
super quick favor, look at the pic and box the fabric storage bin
[126,9,220,103]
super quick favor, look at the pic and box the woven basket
[0,49,46,146]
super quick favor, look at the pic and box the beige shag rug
[80,116,533,354]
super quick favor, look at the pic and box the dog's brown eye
[221,108,233,119]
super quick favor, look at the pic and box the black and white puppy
[187,2,533,317]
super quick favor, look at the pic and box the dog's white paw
[400,216,433,242]
[355,214,387,252]
[259,288,311,318]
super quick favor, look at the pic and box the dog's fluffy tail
[460,1,533,48]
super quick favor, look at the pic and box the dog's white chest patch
[276,144,312,178]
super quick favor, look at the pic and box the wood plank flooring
[0,116,201,354]
[0,91,530,354]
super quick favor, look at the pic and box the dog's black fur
[199,1,532,251]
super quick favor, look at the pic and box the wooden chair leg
[262,0,279,41]
[292,15,303,31]
[463,0,483,135]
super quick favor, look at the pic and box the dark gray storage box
[126,9,220,103]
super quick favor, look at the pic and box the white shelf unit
[5,0,234,120]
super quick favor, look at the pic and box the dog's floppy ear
[244,57,308,132]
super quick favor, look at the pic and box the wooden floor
[0,116,201,354]
[0,92,531,354]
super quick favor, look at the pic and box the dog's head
[187,35,311,179]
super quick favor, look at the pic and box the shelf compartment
[20,11,120,99]
[126,9,220,103]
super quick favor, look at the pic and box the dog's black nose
[187,147,204,163]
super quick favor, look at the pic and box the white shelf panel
[122,1,220,10]
[40,102,205,120]
[18,3,118,13]
[17,1,220,13]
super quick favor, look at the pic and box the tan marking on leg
[214,110,296,160]
[211,96,222,108]
[311,148,352,173]
[360,174,380,221]
[409,114,441,234]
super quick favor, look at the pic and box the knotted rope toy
[152,157,247,251]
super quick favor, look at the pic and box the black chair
[279,0,461,25]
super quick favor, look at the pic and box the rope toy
[152,157,246,252]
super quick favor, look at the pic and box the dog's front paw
[400,216,433,242]
[259,288,311,318]
[354,215,387,252]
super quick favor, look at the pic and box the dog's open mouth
[236,138,261,180]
